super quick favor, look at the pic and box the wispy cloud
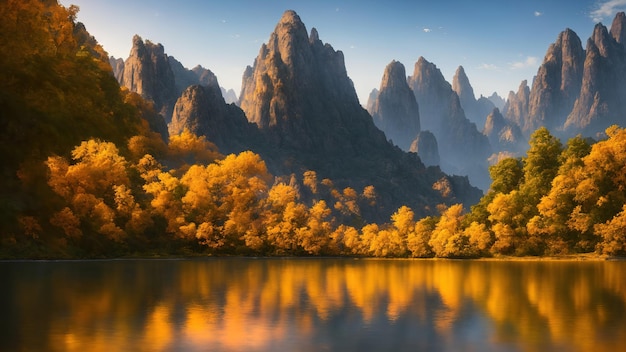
[478,63,499,70]
[510,56,539,69]
[534,11,543,17]
[591,0,626,22]
[423,28,432,33]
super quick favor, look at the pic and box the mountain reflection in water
[1,258,625,351]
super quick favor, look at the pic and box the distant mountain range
[109,10,482,221]
[110,10,626,197]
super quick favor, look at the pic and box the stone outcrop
[565,18,626,134]
[408,57,492,190]
[365,88,379,115]
[169,84,256,154]
[109,56,124,82]
[527,29,585,134]
[121,35,178,122]
[483,108,525,153]
[503,80,530,132]
[487,92,506,110]
[452,66,495,128]
[410,130,439,167]
[237,10,482,215]
[368,60,420,150]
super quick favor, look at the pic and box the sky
[60,0,626,105]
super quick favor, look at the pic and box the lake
[1,258,625,351]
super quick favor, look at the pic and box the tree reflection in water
[1,259,625,351]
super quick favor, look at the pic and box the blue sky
[60,0,626,104]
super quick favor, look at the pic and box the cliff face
[237,11,481,215]
[121,35,178,122]
[238,11,390,155]
[410,131,439,167]
[527,29,585,133]
[408,57,492,189]
[503,80,530,131]
[452,66,495,128]
[483,108,525,153]
[369,60,421,151]
[565,20,626,134]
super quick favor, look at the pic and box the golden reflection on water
[2,259,626,351]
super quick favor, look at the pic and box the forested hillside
[1,0,625,258]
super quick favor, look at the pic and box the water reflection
[1,259,625,351]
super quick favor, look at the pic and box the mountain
[407,57,492,190]
[115,37,232,125]
[565,17,626,135]
[487,92,506,110]
[483,108,525,153]
[409,131,440,167]
[527,28,585,134]
[221,88,238,104]
[237,10,481,217]
[452,66,495,128]
[368,60,421,151]
[500,12,626,139]
[120,35,178,122]
[169,84,257,154]
[365,88,379,113]
[503,80,530,132]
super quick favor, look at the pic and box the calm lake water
[1,258,625,351]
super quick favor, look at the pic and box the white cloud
[423,28,432,33]
[534,11,543,17]
[478,63,498,70]
[591,0,626,22]
[510,56,539,69]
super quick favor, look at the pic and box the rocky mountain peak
[121,35,177,121]
[309,27,320,43]
[453,65,494,127]
[452,65,475,103]
[238,11,481,215]
[408,56,492,190]
[369,60,420,150]
[611,12,626,44]
[526,27,584,133]
[503,80,530,130]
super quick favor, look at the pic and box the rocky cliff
[503,80,530,132]
[121,35,178,122]
[565,18,626,134]
[237,11,481,216]
[527,29,585,134]
[408,57,492,189]
[452,66,495,128]
[483,108,525,153]
[368,60,421,151]
[410,131,440,167]
[169,84,256,154]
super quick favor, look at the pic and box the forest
[1,0,626,258]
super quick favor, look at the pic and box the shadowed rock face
[503,80,530,132]
[408,56,492,190]
[369,60,421,151]
[527,28,585,134]
[121,35,178,122]
[410,130,439,167]
[169,84,256,154]
[453,66,495,128]
[483,108,525,153]
[500,12,626,139]
[237,10,482,217]
[238,10,387,155]
[566,20,626,135]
